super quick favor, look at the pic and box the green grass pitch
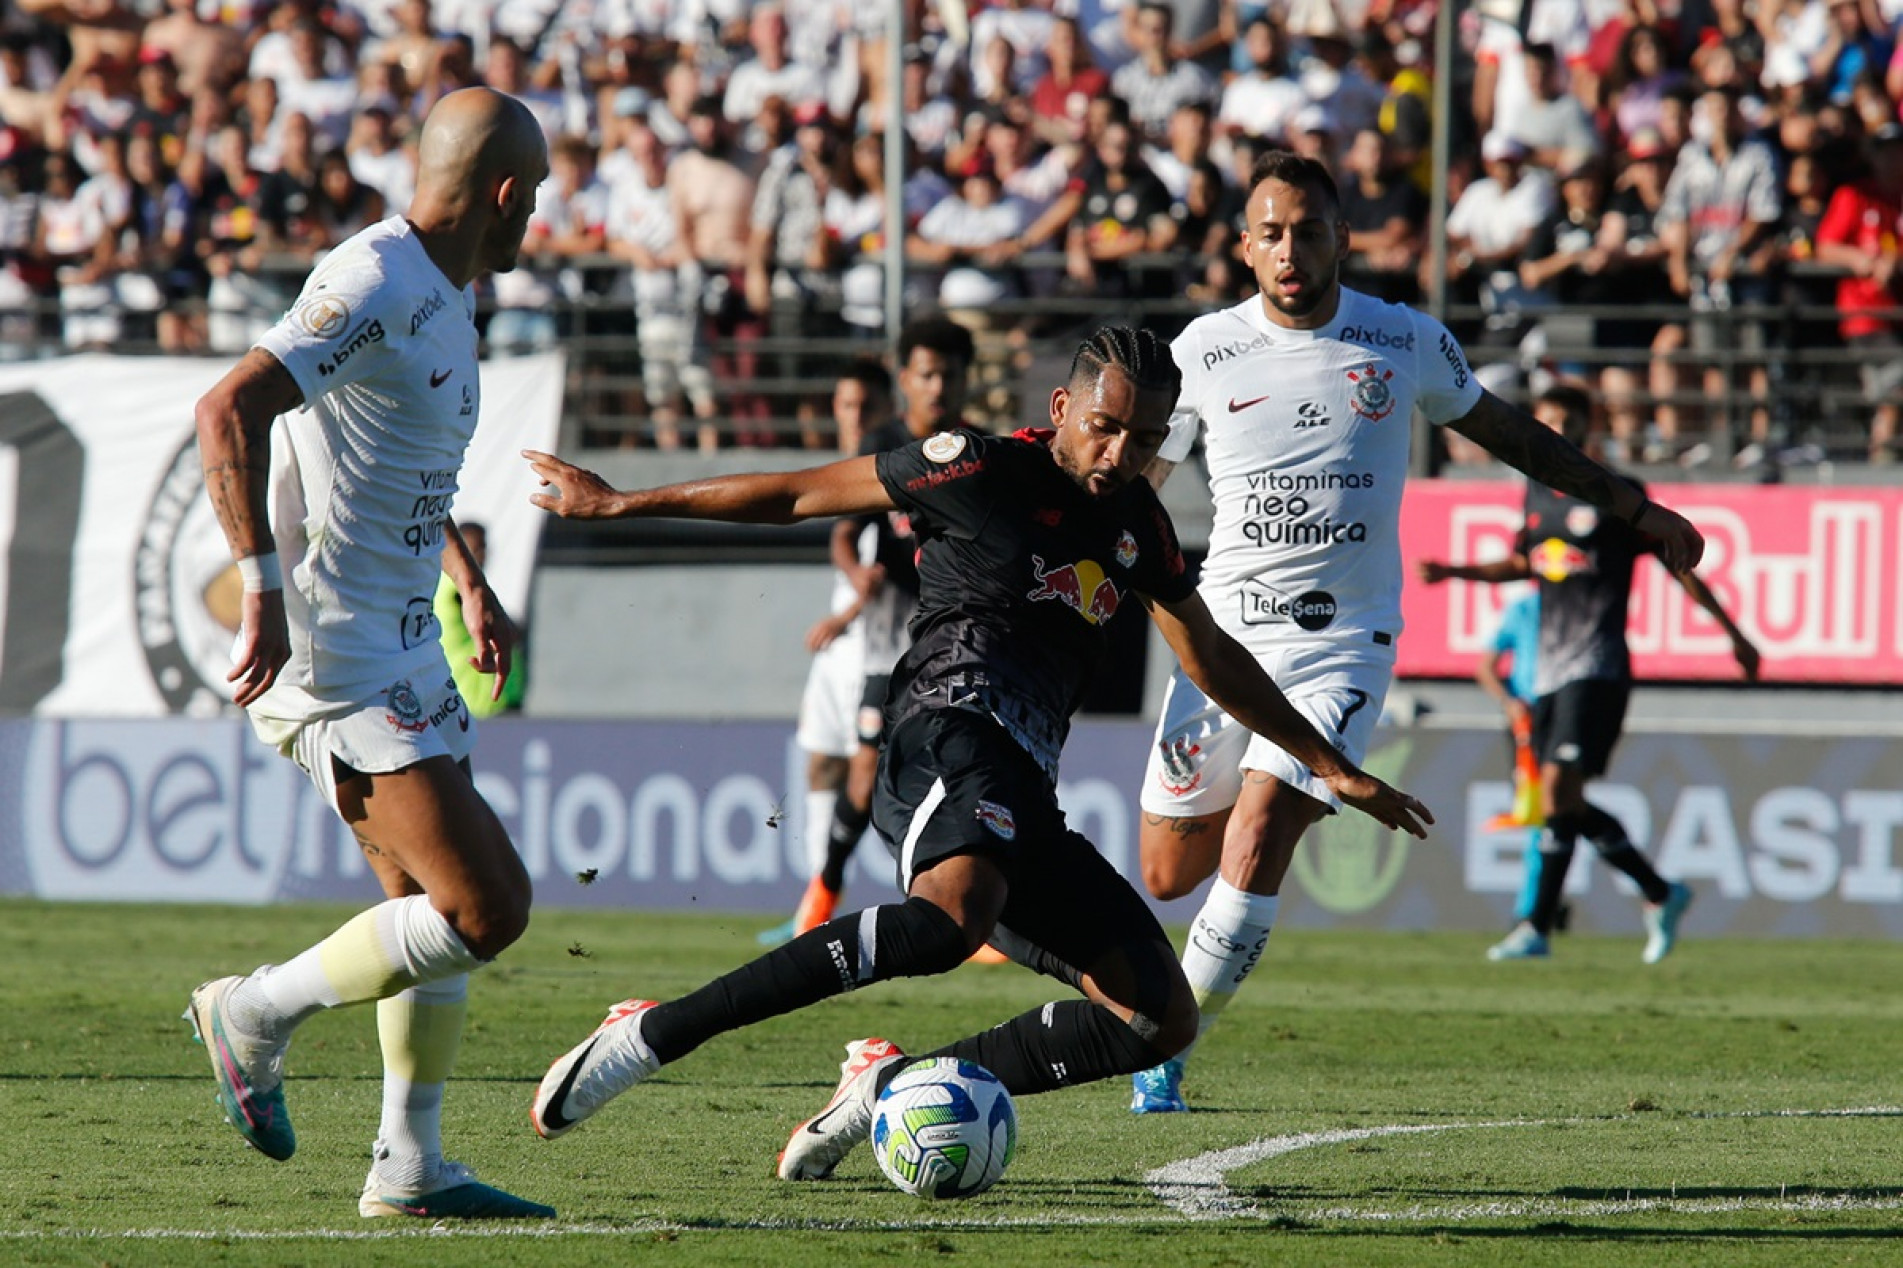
[2,897,1900,1266]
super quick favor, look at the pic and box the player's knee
[450,885,531,959]
[1150,968,1201,1058]
[1141,852,1201,902]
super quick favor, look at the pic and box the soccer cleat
[360,1158,556,1219]
[755,917,798,947]
[1487,923,1551,961]
[1642,882,1693,964]
[183,975,296,1161]
[532,998,660,1140]
[792,876,839,937]
[776,1037,907,1180]
[1130,1057,1189,1114]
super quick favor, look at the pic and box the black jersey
[1518,478,1659,697]
[875,428,1197,781]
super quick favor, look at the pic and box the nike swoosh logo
[804,1097,851,1136]
[1229,394,1271,412]
[539,1035,600,1134]
[430,368,452,388]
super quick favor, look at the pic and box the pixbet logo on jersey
[1027,555,1121,625]
[1338,324,1415,351]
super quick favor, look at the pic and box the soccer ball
[869,1057,1017,1199]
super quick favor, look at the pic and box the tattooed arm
[1444,390,1705,572]
[195,348,303,707]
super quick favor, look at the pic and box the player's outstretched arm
[1143,590,1435,838]
[442,518,518,701]
[1674,569,1763,680]
[196,347,303,707]
[1416,553,1530,586]
[1444,391,1705,572]
[523,450,896,524]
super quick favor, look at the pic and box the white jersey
[1161,288,1482,650]
[252,215,481,714]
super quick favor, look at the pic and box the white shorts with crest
[1140,641,1394,817]
[250,670,476,811]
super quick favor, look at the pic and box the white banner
[0,353,563,716]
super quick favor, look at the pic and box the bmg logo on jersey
[315,318,387,377]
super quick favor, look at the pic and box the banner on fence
[1398,479,1903,683]
[3,716,1900,939]
[0,354,562,715]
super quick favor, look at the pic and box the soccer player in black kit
[520,327,1432,1179]
[1420,384,1760,962]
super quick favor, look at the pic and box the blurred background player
[772,318,976,942]
[1419,384,1762,963]
[1475,588,1553,930]
[436,521,524,719]
[766,359,894,946]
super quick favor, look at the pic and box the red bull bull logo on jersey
[975,800,1017,840]
[1529,537,1595,583]
[1027,555,1122,625]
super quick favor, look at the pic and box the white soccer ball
[869,1057,1017,1200]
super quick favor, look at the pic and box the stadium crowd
[0,0,1900,460]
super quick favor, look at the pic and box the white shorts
[250,670,476,812]
[795,633,865,759]
[1140,641,1394,817]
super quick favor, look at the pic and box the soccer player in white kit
[183,89,555,1218]
[1129,151,1709,1113]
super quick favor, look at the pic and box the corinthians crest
[1346,362,1396,422]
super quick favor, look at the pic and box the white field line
[1143,1105,1903,1222]
[7,1107,1900,1239]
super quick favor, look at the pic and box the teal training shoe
[1130,1058,1189,1114]
[1642,882,1693,964]
[359,1160,556,1219]
[1487,923,1551,961]
[184,975,296,1161]
[756,917,798,947]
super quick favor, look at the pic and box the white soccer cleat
[1486,922,1551,962]
[531,998,660,1140]
[183,974,296,1160]
[777,1037,908,1181]
[1642,882,1693,964]
[359,1156,555,1220]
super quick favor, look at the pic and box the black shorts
[871,707,1170,986]
[856,674,891,747]
[1532,678,1630,779]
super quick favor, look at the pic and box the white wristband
[236,553,283,593]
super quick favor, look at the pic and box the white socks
[231,895,484,1042]
[804,790,836,876]
[1177,878,1280,1064]
[372,973,469,1190]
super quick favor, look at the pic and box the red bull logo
[1529,536,1594,583]
[1027,554,1122,625]
[975,799,1017,840]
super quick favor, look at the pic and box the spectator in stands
[33,148,112,348]
[648,60,697,155]
[1143,99,1214,202]
[819,129,892,338]
[1030,16,1109,147]
[0,132,41,357]
[1816,122,1903,462]
[1693,0,1767,89]
[1519,156,1616,380]
[672,93,765,445]
[1339,127,1426,303]
[1814,0,1892,107]
[1286,102,1337,168]
[1065,114,1174,297]
[492,132,606,356]
[1112,2,1220,143]
[1508,43,1600,173]
[1609,25,1686,145]
[1289,0,1385,155]
[1595,129,1678,462]
[483,37,564,142]
[895,42,960,163]
[258,110,319,254]
[725,4,825,137]
[607,114,718,453]
[346,104,415,211]
[131,46,190,169]
[367,0,438,100]
[971,0,1052,100]
[307,146,385,247]
[1162,156,1241,300]
[748,99,842,445]
[140,0,245,101]
[238,72,282,172]
[1217,15,1304,148]
[278,18,356,150]
[1445,132,1557,340]
[1657,85,1782,459]
[908,149,1030,320]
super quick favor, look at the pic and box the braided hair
[1067,326,1181,400]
